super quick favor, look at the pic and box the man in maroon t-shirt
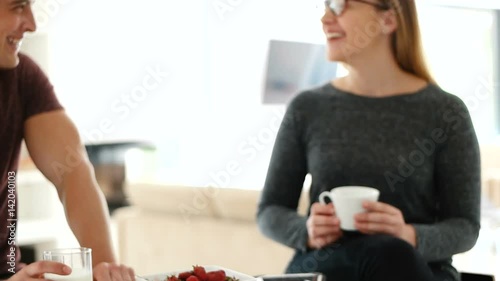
[1,1,135,280]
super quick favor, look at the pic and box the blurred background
[23,0,499,189]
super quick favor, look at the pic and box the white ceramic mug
[319,186,380,231]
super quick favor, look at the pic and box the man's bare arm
[23,110,116,267]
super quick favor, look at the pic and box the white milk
[44,268,92,281]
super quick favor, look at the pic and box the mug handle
[318,191,332,205]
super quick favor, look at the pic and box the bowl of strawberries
[138,265,256,281]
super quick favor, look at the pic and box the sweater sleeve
[256,96,310,252]
[413,97,481,261]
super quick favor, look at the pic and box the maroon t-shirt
[0,53,63,275]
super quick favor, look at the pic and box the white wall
[30,0,325,189]
[417,5,499,141]
[30,0,499,189]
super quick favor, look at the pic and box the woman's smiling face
[321,0,393,63]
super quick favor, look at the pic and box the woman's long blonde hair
[381,0,435,84]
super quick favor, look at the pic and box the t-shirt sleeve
[18,53,63,121]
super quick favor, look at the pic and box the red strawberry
[187,276,200,281]
[213,270,226,279]
[179,271,193,280]
[167,276,180,281]
[193,266,208,281]
[206,271,225,281]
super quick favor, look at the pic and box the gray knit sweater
[257,83,481,264]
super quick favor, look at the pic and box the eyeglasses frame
[324,0,391,16]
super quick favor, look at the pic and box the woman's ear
[379,9,398,34]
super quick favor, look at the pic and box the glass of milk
[43,248,92,281]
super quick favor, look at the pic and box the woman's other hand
[354,201,417,247]
[306,202,343,249]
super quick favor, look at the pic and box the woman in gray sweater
[257,1,480,281]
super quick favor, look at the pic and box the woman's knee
[286,246,340,274]
[355,235,434,281]
[348,234,423,270]
[362,235,416,258]
[372,235,415,254]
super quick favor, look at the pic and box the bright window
[417,3,498,142]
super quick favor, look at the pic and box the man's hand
[6,261,70,280]
[93,262,135,281]
[306,202,343,249]
[354,201,417,247]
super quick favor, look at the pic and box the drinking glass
[43,248,92,281]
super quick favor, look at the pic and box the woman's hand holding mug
[306,202,343,249]
[354,201,417,247]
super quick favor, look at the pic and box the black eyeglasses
[324,0,391,16]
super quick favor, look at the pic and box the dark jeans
[286,234,458,281]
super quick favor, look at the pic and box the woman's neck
[334,45,428,97]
